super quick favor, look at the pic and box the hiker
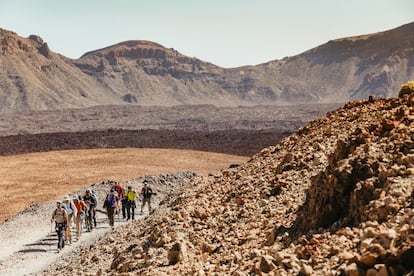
[112,182,124,216]
[90,190,99,227]
[113,182,123,196]
[140,180,155,214]
[121,189,128,219]
[126,186,137,220]
[73,195,87,239]
[103,189,118,227]
[51,201,69,251]
[83,189,97,230]
[62,195,77,244]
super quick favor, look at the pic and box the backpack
[104,194,117,208]
[142,187,153,198]
[68,201,77,215]
[53,208,67,223]
[84,194,97,207]
[91,191,99,206]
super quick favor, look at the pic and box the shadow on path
[17,249,47,253]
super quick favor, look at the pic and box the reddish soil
[0,148,248,222]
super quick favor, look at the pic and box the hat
[63,195,70,201]
[73,195,79,200]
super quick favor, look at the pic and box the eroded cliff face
[73,40,236,106]
[40,89,414,275]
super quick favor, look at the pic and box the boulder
[168,242,188,265]
[259,255,276,273]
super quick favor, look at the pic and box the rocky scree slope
[41,88,414,275]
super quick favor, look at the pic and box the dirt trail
[0,177,171,276]
[0,203,130,275]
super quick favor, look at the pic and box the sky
[0,0,413,68]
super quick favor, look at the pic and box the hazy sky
[0,0,413,68]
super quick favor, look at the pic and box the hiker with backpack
[126,185,137,220]
[112,182,124,217]
[91,190,99,227]
[62,195,77,244]
[51,201,69,252]
[103,189,118,227]
[140,180,155,214]
[83,189,97,230]
[73,195,87,239]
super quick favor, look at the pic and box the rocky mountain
[40,85,414,275]
[0,29,119,113]
[1,22,413,113]
[257,21,414,103]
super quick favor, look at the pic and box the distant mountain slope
[256,21,414,103]
[74,40,234,106]
[0,22,413,113]
[0,29,118,113]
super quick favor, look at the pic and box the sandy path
[0,203,125,275]
[0,180,161,276]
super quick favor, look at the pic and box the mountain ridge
[0,22,413,113]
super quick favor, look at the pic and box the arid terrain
[0,17,413,276]
[37,90,413,275]
[0,101,340,225]
[0,89,413,275]
[0,148,248,223]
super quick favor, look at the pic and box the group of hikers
[50,180,155,251]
